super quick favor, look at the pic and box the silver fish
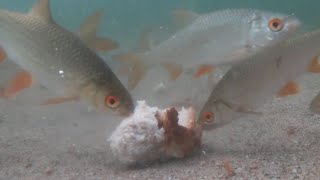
[0,0,134,116]
[114,9,300,90]
[197,30,320,130]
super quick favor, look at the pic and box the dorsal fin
[29,0,53,22]
[78,9,118,52]
[79,9,104,40]
[172,9,199,28]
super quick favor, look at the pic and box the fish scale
[116,8,300,90]
[197,29,320,129]
[0,0,134,116]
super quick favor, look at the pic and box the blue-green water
[1,0,318,49]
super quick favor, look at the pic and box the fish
[113,9,301,90]
[197,29,320,129]
[0,0,134,116]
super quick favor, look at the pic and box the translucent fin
[161,63,183,80]
[29,0,53,22]
[41,96,79,105]
[220,100,262,116]
[172,9,200,28]
[78,9,118,52]
[136,27,153,52]
[112,53,146,90]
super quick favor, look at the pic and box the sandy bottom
[1,59,320,179]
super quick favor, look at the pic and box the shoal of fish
[1,0,320,131]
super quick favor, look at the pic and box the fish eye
[105,95,120,109]
[203,111,214,124]
[268,18,284,32]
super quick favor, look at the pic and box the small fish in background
[197,29,320,130]
[0,0,134,116]
[113,8,301,90]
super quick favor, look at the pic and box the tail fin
[113,53,146,90]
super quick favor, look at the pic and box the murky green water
[0,0,317,49]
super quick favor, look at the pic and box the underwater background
[1,1,320,179]
[0,0,318,51]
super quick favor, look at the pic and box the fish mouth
[118,103,135,117]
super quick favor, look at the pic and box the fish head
[196,98,230,130]
[247,11,301,50]
[92,82,135,117]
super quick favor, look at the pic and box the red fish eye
[268,18,284,32]
[105,95,120,108]
[203,112,214,123]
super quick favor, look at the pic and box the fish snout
[284,16,301,33]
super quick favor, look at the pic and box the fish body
[197,30,320,129]
[115,9,301,89]
[0,0,134,115]
[144,9,299,67]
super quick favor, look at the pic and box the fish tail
[112,53,146,90]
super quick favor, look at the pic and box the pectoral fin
[194,64,215,78]
[2,70,33,99]
[277,81,300,97]
[220,100,262,116]
[41,96,79,105]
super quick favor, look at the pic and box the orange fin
[0,47,7,64]
[41,96,79,105]
[161,63,183,80]
[194,65,215,78]
[78,9,118,52]
[2,70,33,99]
[277,81,300,97]
[112,53,145,90]
[308,56,320,73]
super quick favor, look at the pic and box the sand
[1,58,320,179]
